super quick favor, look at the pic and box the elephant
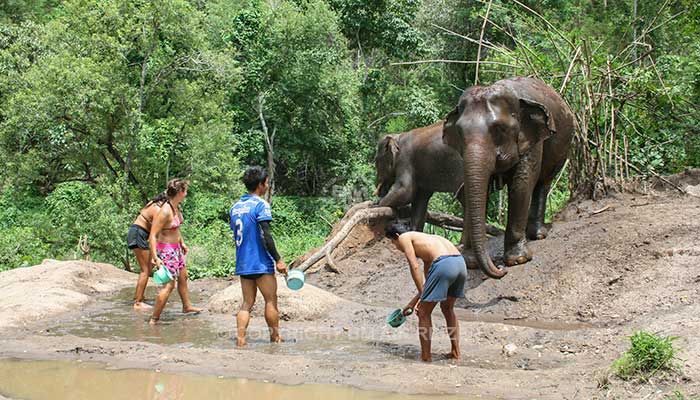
[442,76,574,279]
[375,122,465,231]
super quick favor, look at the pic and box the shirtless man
[386,222,468,362]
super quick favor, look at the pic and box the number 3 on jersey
[235,219,243,246]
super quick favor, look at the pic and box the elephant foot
[527,223,549,241]
[504,240,532,266]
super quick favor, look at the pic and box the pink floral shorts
[156,242,185,278]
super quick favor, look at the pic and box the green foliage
[226,0,363,195]
[613,331,682,381]
[270,196,345,261]
[0,0,699,277]
[45,181,130,263]
[183,222,237,279]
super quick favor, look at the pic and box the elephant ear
[375,134,400,168]
[517,98,556,156]
[442,106,463,153]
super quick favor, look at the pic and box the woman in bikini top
[130,192,167,310]
[148,178,201,324]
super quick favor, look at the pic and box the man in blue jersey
[230,166,288,347]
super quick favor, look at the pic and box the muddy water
[0,359,473,400]
[46,288,222,347]
[44,288,419,363]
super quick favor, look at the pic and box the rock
[207,276,352,320]
[685,184,700,197]
[502,343,518,357]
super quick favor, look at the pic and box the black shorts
[127,224,150,250]
[240,273,271,280]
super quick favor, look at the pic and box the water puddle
[454,309,592,331]
[46,288,223,347]
[44,288,419,363]
[0,359,475,400]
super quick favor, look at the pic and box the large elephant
[375,122,464,231]
[443,76,574,279]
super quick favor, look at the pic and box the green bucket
[153,265,173,285]
[386,308,412,328]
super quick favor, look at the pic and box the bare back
[132,202,161,231]
[399,232,460,275]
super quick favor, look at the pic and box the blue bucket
[286,269,305,290]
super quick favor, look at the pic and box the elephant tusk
[374,183,383,196]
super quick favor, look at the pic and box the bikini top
[162,201,183,231]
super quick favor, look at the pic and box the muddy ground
[1,173,699,399]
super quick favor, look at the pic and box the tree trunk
[257,94,275,203]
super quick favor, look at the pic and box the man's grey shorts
[420,255,468,302]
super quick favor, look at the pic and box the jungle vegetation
[1,0,698,275]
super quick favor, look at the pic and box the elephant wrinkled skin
[443,76,574,279]
[375,122,464,231]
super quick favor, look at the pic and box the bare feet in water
[445,351,461,361]
[148,318,158,325]
[182,306,203,314]
[270,335,284,343]
[133,302,152,311]
[237,337,247,347]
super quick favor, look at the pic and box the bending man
[386,222,468,362]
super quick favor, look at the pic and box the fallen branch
[299,203,505,272]
[298,206,395,272]
[426,211,504,237]
[590,205,613,215]
[325,246,341,274]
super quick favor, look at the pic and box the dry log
[299,202,506,273]
[590,205,614,215]
[298,206,395,272]
[426,211,504,237]
[325,246,341,274]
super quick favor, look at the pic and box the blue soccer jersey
[229,194,274,275]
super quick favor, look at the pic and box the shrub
[613,331,682,381]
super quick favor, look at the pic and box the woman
[148,178,202,325]
[127,192,167,310]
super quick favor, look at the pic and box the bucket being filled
[286,269,305,290]
[386,308,412,328]
[153,265,174,285]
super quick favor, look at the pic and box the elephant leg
[504,147,542,266]
[527,160,566,240]
[410,189,432,232]
[526,179,549,240]
[378,179,415,209]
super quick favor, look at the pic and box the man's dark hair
[385,221,410,239]
[242,166,269,192]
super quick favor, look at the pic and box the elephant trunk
[463,145,507,279]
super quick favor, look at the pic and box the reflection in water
[0,359,474,400]
[46,288,224,347]
[44,288,420,363]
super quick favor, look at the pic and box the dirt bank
[0,259,134,328]
[1,177,699,399]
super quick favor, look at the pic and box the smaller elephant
[375,122,465,231]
